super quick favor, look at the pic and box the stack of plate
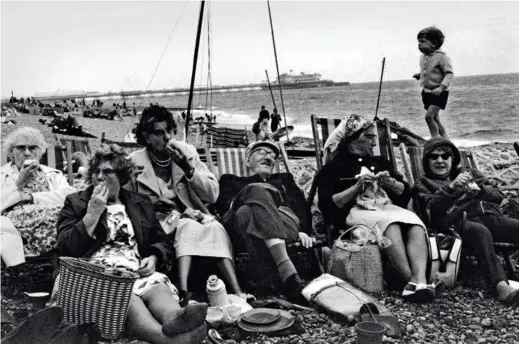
[237,308,294,333]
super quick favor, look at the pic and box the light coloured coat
[127,142,219,214]
[1,162,76,206]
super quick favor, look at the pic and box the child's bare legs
[425,105,441,138]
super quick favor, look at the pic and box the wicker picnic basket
[56,257,138,340]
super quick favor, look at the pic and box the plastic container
[206,275,230,307]
[355,321,386,344]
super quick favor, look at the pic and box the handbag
[428,229,462,288]
[327,224,384,294]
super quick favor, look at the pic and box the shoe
[2,306,64,344]
[427,279,445,294]
[178,290,193,308]
[162,303,208,337]
[282,274,308,305]
[402,283,435,303]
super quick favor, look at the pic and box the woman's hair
[417,26,445,49]
[132,104,177,146]
[3,126,47,161]
[88,144,136,185]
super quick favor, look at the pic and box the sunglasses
[92,168,117,176]
[429,153,451,161]
[252,148,278,159]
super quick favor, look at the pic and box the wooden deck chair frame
[308,114,398,246]
[1,144,73,185]
[400,143,519,279]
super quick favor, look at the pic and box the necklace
[149,151,172,168]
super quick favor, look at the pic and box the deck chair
[308,114,398,246]
[400,143,519,279]
[54,133,92,156]
[1,144,72,185]
[205,126,249,148]
[202,143,327,274]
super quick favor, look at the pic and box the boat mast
[264,70,277,111]
[267,0,290,143]
[374,57,385,121]
[185,0,206,141]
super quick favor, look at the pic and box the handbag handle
[336,224,378,252]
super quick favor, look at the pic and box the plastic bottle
[206,275,230,307]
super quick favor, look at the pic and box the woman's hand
[449,171,472,191]
[165,140,194,176]
[86,184,109,219]
[15,161,39,189]
[138,255,158,277]
[298,232,316,249]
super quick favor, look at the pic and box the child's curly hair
[88,144,136,185]
[417,26,445,49]
[132,104,177,146]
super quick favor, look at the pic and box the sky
[1,0,519,98]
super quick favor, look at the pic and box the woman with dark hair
[56,145,208,344]
[317,115,436,302]
[128,105,249,305]
[414,137,519,306]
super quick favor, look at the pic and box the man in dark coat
[214,141,315,302]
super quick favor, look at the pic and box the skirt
[346,204,425,234]
[171,218,233,260]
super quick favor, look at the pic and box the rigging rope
[124,0,188,136]
[205,0,213,113]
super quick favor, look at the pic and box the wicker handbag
[327,224,384,294]
[57,257,138,340]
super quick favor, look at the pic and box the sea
[134,73,519,147]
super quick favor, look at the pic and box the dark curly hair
[417,26,445,49]
[132,104,177,146]
[88,144,136,185]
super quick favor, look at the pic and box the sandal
[235,293,256,303]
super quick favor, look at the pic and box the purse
[428,229,462,288]
[327,224,384,294]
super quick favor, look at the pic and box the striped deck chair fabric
[208,147,280,179]
[205,127,249,148]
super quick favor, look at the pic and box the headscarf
[323,114,372,163]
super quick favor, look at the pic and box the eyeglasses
[429,153,451,161]
[92,168,117,176]
[252,148,277,159]
[14,145,40,152]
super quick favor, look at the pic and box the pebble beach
[1,110,518,344]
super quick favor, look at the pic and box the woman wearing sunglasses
[126,105,249,306]
[1,126,76,267]
[414,137,519,306]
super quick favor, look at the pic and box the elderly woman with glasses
[55,145,208,344]
[317,115,436,303]
[1,126,76,267]
[127,105,248,305]
[413,137,519,306]
[214,141,317,303]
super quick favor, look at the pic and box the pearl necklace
[149,151,172,168]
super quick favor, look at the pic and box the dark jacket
[56,186,173,271]
[214,172,312,234]
[317,153,410,229]
[413,137,505,231]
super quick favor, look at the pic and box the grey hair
[3,126,47,161]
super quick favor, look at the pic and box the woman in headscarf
[127,105,249,305]
[317,115,436,302]
[1,126,76,266]
[413,137,519,306]
[56,144,207,344]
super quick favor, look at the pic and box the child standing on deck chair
[413,26,454,139]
